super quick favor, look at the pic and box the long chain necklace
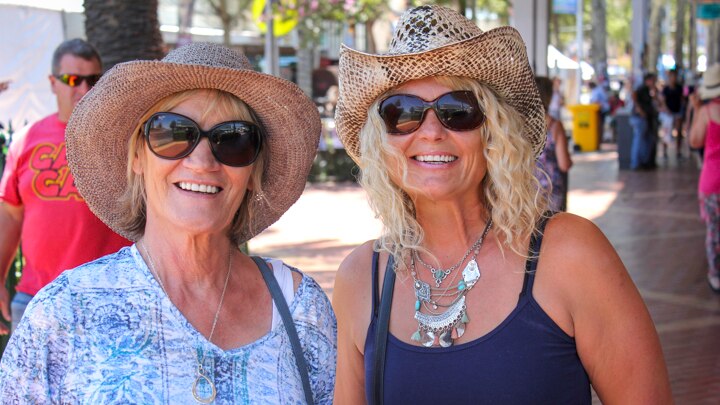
[410,219,492,348]
[414,231,486,287]
[141,242,232,404]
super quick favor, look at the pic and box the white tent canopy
[547,45,594,80]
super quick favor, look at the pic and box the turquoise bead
[458,280,466,291]
[415,300,421,311]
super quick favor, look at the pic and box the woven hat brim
[700,84,720,100]
[66,60,320,243]
[335,26,545,163]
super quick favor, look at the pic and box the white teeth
[415,155,457,163]
[178,182,219,194]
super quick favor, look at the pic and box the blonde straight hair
[358,76,547,265]
[117,89,268,246]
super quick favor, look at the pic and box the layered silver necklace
[141,242,232,404]
[410,219,492,348]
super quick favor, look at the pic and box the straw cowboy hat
[66,42,320,243]
[700,63,720,100]
[335,5,545,162]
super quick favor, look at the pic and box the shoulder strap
[371,250,381,318]
[371,254,396,405]
[251,256,314,405]
[521,213,554,295]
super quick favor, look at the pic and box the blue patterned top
[0,245,337,404]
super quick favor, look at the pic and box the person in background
[313,52,338,117]
[332,5,672,404]
[548,76,565,121]
[608,89,625,116]
[630,73,659,170]
[535,76,573,212]
[607,90,626,143]
[0,42,336,403]
[660,69,685,160]
[685,83,703,167]
[589,81,610,146]
[689,63,720,294]
[0,39,130,335]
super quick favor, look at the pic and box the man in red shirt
[0,39,131,334]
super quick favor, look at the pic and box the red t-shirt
[0,113,131,295]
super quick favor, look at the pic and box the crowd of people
[5,4,720,403]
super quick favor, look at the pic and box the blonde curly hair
[358,76,547,264]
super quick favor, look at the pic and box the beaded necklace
[410,219,492,347]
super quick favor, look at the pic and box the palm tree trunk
[590,0,608,82]
[177,0,195,46]
[674,0,686,71]
[688,0,696,73]
[645,0,665,74]
[296,29,313,97]
[84,0,165,71]
[710,20,720,65]
[365,18,377,54]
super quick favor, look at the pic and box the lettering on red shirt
[29,142,83,201]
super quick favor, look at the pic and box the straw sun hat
[335,5,545,162]
[700,63,720,101]
[66,43,320,243]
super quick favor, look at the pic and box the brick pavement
[249,146,720,403]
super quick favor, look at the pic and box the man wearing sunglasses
[0,39,131,335]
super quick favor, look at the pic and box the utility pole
[576,0,583,103]
[263,0,279,76]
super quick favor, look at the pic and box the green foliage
[606,0,631,55]
[476,0,511,24]
[550,0,631,58]
[309,150,358,182]
[276,0,387,45]
[284,0,513,46]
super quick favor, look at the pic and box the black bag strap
[371,254,396,405]
[251,256,314,405]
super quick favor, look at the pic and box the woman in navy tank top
[332,5,672,404]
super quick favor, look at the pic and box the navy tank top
[364,221,591,404]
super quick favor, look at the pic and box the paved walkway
[249,146,720,403]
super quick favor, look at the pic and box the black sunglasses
[378,90,485,135]
[53,73,102,88]
[143,112,263,167]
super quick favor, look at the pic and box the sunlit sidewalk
[249,146,720,403]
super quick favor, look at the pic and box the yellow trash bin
[568,104,600,152]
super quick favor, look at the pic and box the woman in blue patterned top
[0,43,336,404]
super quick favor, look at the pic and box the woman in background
[535,76,573,211]
[689,63,720,294]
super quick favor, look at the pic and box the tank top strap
[521,212,555,296]
[371,249,381,319]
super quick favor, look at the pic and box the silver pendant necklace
[414,230,486,287]
[410,219,492,347]
[141,242,232,404]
